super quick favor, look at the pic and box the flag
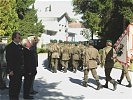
[114,23,133,67]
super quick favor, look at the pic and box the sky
[34,0,82,20]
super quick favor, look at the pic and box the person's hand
[28,73,32,75]
[9,71,14,76]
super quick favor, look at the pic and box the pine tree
[16,0,44,37]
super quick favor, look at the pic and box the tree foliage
[0,0,19,36]
[16,0,44,38]
[72,0,133,43]
[0,0,44,39]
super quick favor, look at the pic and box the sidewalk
[0,53,132,100]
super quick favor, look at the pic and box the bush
[37,48,48,53]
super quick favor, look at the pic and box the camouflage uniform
[72,44,81,73]
[117,65,132,87]
[50,42,60,73]
[47,42,53,69]
[102,40,117,90]
[82,40,102,90]
[78,43,85,71]
[60,43,70,73]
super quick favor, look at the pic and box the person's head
[12,31,21,44]
[28,36,38,46]
[21,38,31,49]
[106,40,112,46]
[88,40,94,46]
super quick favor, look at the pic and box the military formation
[47,40,85,73]
[47,39,132,91]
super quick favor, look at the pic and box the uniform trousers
[84,68,99,82]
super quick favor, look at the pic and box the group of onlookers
[0,31,38,100]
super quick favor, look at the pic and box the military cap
[88,40,94,45]
[106,40,112,43]
[54,39,57,43]
[59,40,63,43]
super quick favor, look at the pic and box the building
[34,0,100,48]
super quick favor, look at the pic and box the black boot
[96,80,103,90]
[82,81,87,87]
[73,68,77,73]
[63,68,67,73]
[117,79,122,84]
[126,81,132,87]
[102,81,108,88]
[110,79,117,91]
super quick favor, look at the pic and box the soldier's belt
[89,59,96,60]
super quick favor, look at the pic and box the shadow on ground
[29,78,85,100]
[0,77,85,100]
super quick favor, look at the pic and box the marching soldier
[71,43,81,73]
[60,42,70,73]
[50,40,60,73]
[116,44,132,87]
[47,40,53,69]
[82,40,103,90]
[102,40,117,91]
[78,41,85,71]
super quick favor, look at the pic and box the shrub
[37,48,48,53]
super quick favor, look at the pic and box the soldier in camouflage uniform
[58,40,64,71]
[102,40,117,91]
[47,40,53,69]
[78,41,85,71]
[60,42,70,73]
[72,43,81,73]
[82,40,103,90]
[68,42,74,71]
[50,40,60,73]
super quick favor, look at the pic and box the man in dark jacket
[5,31,24,100]
[22,38,35,99]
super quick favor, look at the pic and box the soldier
[82,40,103,90]
[117,64,132,87]
[58,40,64,71]
[50,40,60,73]
[78,41,85,71]
[115,43,132,87]
[60,42,70,73]
[47,40,53,69]
[102,40,117,91]
[71,43,81,73]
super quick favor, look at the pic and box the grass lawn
[114,61,133,72]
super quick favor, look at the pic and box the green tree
[72,0,133,43]
[16,0,44,38]
[0,0,19,36]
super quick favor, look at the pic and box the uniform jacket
[61,45,70,60]
[102,46,116,68]
[83,46,100,69]
[50,43,60,58]
[72,46,81,60]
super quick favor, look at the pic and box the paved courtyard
[0,53,132,100]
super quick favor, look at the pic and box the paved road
[0,53,132,100]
